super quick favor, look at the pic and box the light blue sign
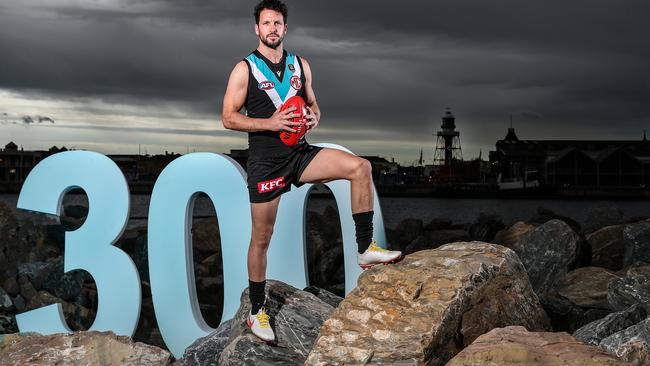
[15,144,387,359]
[16,151,141,336]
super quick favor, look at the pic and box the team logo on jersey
[257,176,285,193]
[258,81,275,90]
[290,75,302,90]
[288,64,295,72]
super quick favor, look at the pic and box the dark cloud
[0,0,649,161]
[1,113,55,125]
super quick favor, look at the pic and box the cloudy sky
[1,0,648,164]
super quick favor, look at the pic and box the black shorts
[247,144,323,203]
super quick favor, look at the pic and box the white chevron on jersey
[245,53,303,109]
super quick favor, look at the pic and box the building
[489,128,650,188]
[0,142,51,183]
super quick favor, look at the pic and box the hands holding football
[275,96,315,146]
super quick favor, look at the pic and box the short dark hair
[254,0,288,24]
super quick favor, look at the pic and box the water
[3,193,650,229]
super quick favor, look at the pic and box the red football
[279,96,309,147]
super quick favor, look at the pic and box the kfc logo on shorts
[258,81,275,90]
[257,176,285,193]
[290,76,302,90]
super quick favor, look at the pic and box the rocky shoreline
[1,201,649,365]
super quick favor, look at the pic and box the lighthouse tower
[433,108,463,181]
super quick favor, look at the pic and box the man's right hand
[267,106,302,133]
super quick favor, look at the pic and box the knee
[251,226,274,250]
[350,158,372,180]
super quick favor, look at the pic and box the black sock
[249,279,266,314]
[353,210,374,254]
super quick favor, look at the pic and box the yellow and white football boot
[357,240,403,270]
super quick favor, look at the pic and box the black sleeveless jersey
[243,49,307,158]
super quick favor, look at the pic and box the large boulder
[512,219,581,297]
[584,206,625,235]
[587,225,626,271]
[556,267,620,310]
[302,286,343,309]
[446,325,625,366]
[607,262,650,312]
[623,221,650,267]
[530,206,581,233]
[0,331,173,365]
[184,280,335,365]
[540,267,621,332]
[600,317,650,366]
[180,319,234,366]
[574,304,647,346]
[305,242,551,366]
[466,212,505,242]
[392,218,423,250]
[492,221,537,249]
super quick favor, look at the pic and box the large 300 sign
[15,143,386,358]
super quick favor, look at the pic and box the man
[221,0,402,343]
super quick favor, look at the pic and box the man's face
[255,9,287,49]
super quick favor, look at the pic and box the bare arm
[301,57,321,129]
[221,61,300,133]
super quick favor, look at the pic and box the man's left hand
[305,106,319,130]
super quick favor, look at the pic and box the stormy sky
[1,1,649,164]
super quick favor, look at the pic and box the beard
[259,32,284,49]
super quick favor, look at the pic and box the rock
[63,204,88,219]
[512,219,580,297]
[196,276,223,306]
[42,258,90,301]
[44,224,66,250]
[180,318,234,366]
[0,202,19,240]
[607,263,650,312]
[540,267,618,333]
[201,253,223,276]
[587,225,626,271]
[584,206,625,235]
[17,261,55,290]
[0,331,173,365]
[623,222,650,267]
[216,280,335,365]
[492,221,537,249]
[192,218,222,256]
[17,276,38,302]
[12,295,25,313]
[446,325,625,366]
[423,217,452,231]
[0,315,17,334]
[393,218,423,249]
[574,304,647,345]
[600,316,650,366]
[2,277,20,297]
[306,211,344,296]
[305,242,551,366]
[531,206,582,233]
[0,287,14,312]
[556,267,621,310]
[321,205,341,235]
[467,212,505,242]
[405,230,470,254]
[131,230,150,282]
[303,286,343,308]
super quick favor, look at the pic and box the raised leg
[298,148,373,214]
